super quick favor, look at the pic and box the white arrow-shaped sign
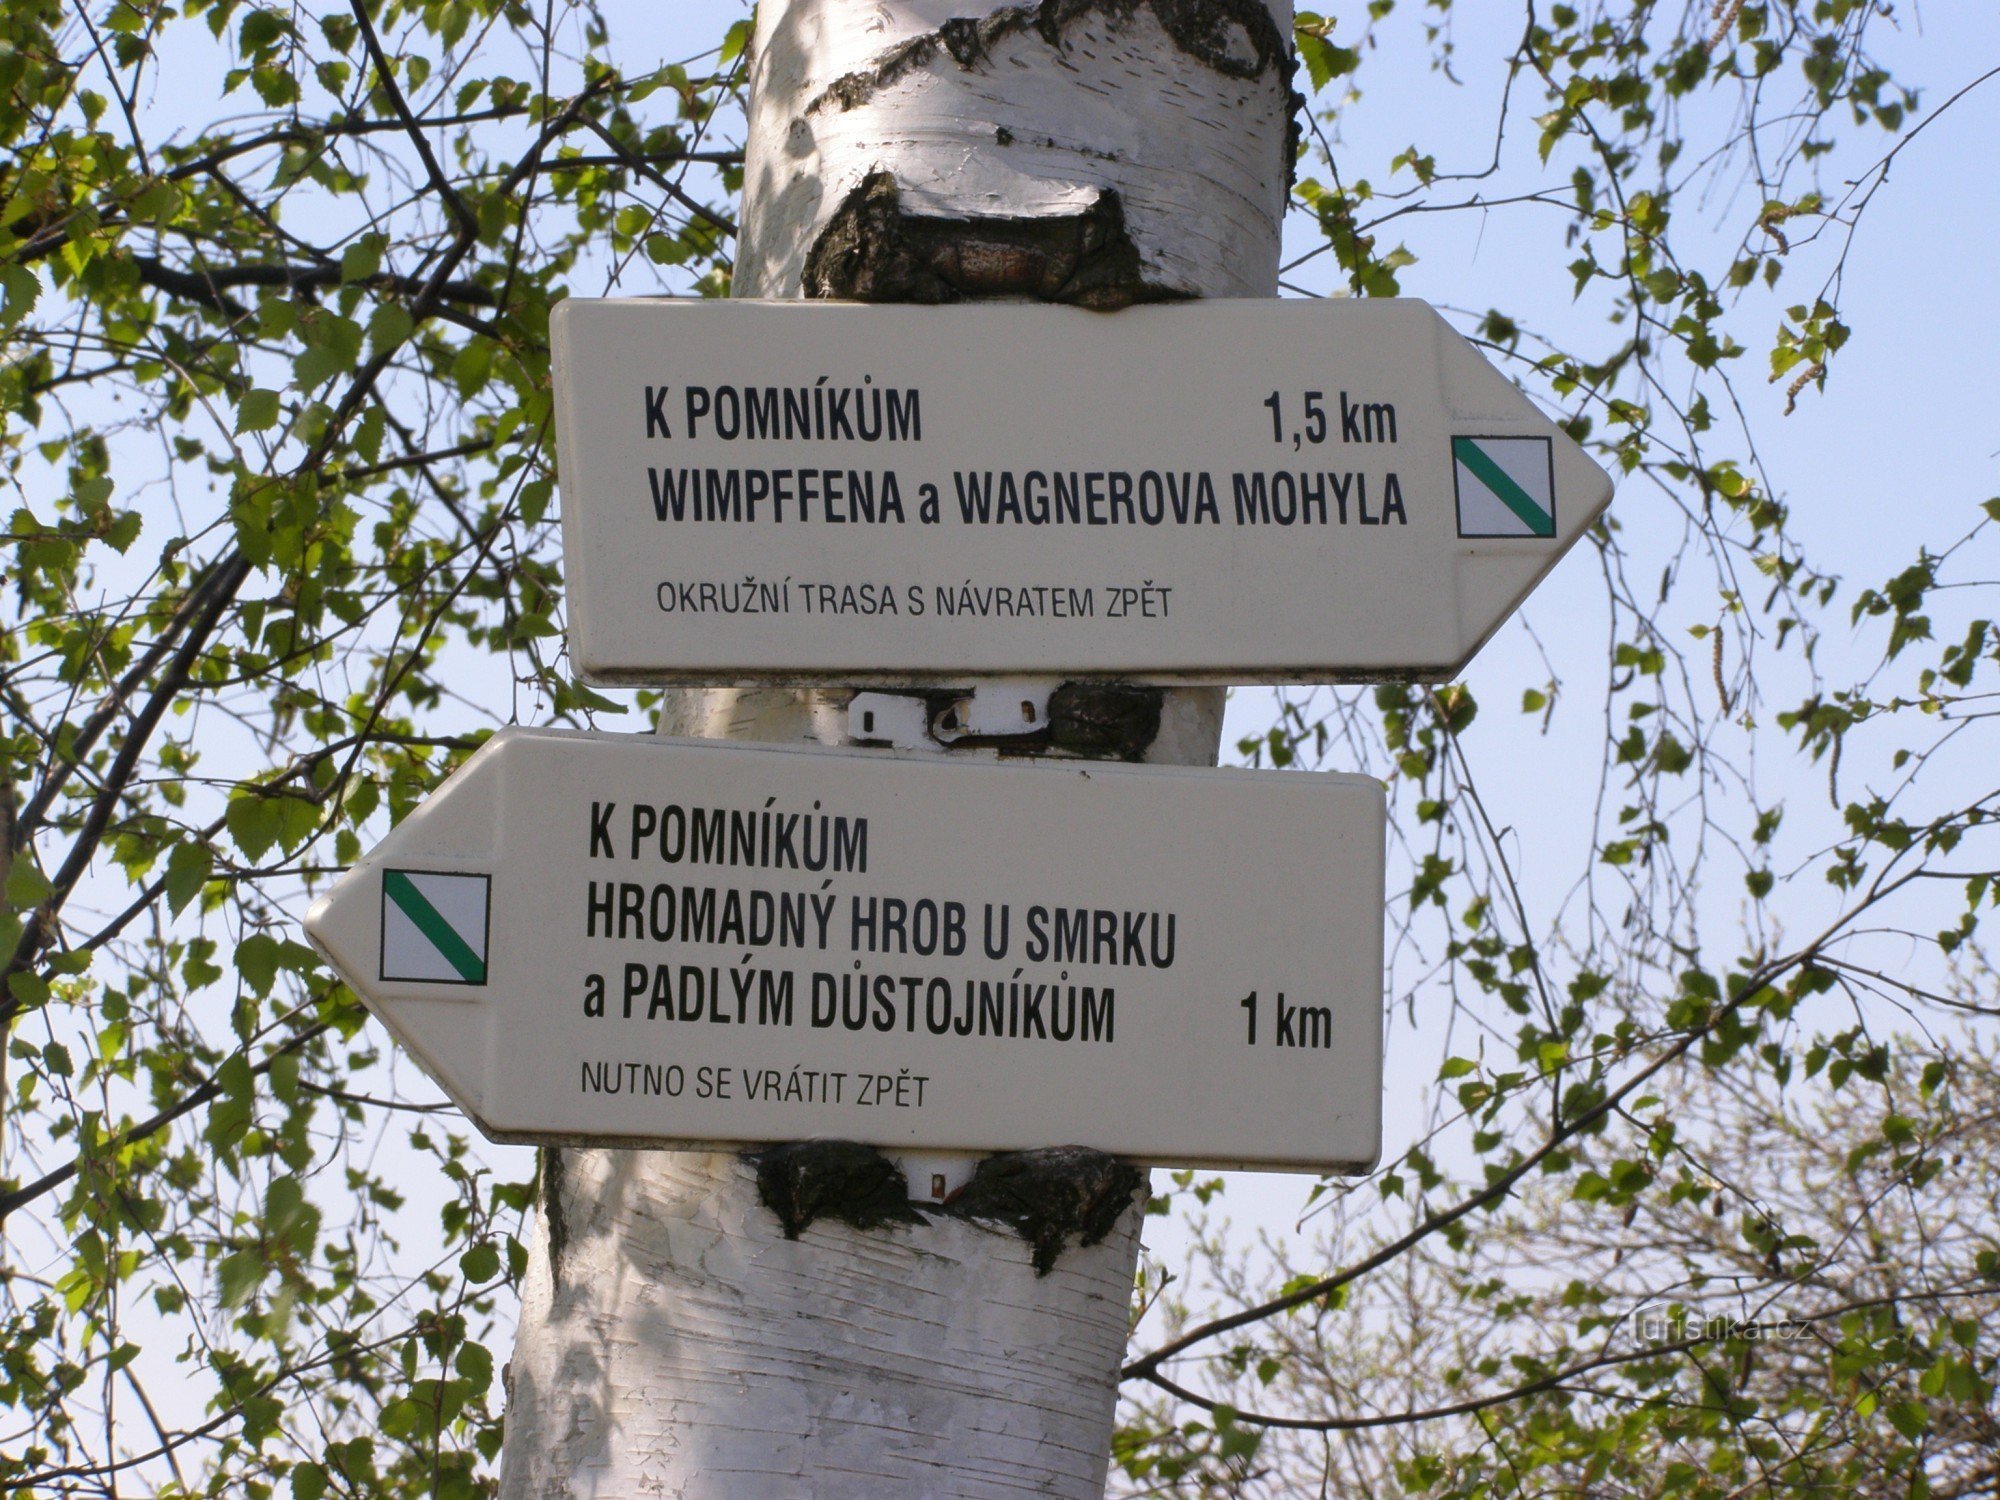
[305,728,1386,1172]
[553,298,1614,685]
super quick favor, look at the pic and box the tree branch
[4,556,250,1009]
[0,1018,330,1227]
[349,0,478,237]
[13,560,231,846]
[1121,879,1918,1385]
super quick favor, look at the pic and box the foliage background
[1,0,1995,1495]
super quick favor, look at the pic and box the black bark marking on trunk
[752,1139,927,1239]
[1048,681,1164,761]
[1138,0,1289,79]
[809,0,1292,116]
[749,1139,1141,1274]
[540,1146,569,1294]
[944,1146,1145,1276]
[804,170,1176,311]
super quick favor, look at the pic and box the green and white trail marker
[380,869,489,986]
[1453,435,1557,539]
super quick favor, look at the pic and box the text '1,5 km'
[551,297,1615,685]
[303,728,1387,1172]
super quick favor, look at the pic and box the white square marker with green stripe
[1453,435,1557,539]
[380,869,489,985]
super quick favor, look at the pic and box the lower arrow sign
[305,727,1386,1172]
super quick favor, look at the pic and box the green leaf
[236,388,282,434]
[458,1235,502,1284]
[293,314,364,390]
[238,933,281,995]
[164,842,214,916]
[340,236,384,284]
[455,1339,494,1392]
[240,7,286,51]
[5,860,52,909]
[452,340,494,400]
[1885,1398,1929,1439]
[1294,32,1358,94]
[1297,32,1337,92]
[0,264,42,329]
[368,302,415,356]
[217,1249,264,1309]
[227,793,283,862]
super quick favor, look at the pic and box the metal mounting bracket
[845,691,931,750]
[848,678,1059,751]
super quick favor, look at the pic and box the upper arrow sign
[303,727,1385,1172]
[552,298,1614,686]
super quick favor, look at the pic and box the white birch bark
[501,4,1292,1493]
[736,0,1295,302]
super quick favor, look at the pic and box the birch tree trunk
[499,4,1295,1493]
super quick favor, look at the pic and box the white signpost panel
[305,727,1386,1172]
[553,298,1615,684]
